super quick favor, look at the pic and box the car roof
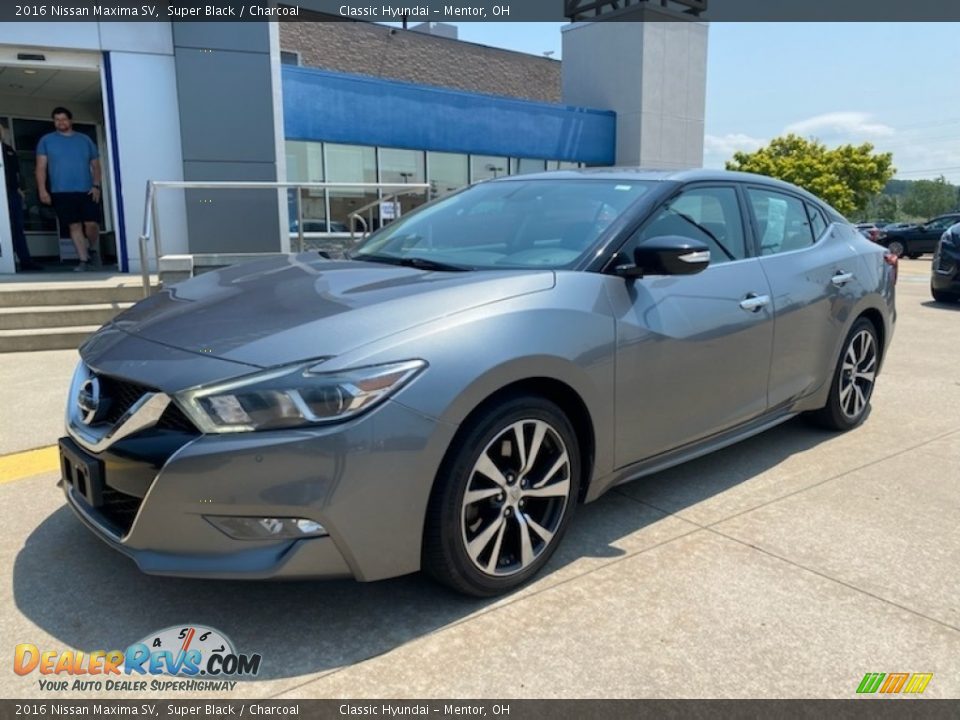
[492,167,842,215]
[496,166,821,192]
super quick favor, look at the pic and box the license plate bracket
[59,437,105,508]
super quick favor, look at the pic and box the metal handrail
[138,180,430,297]
[348,191,415,239]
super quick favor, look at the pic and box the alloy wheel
[839,329,877,419]
[460,419,571,577]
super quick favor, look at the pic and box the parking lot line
[0,445,58,484]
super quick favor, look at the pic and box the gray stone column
[562,13,708,169]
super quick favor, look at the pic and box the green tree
[901,176,958,219]
[725,134,895,217]
[864,193,900,222]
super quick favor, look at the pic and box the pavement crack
[705,526,960,635]
[267,523,707,699]
[703,426,960,530]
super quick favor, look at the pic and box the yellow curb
[0,446,59,484]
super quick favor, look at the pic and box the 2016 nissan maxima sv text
[60,170,896,596]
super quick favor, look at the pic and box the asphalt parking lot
[0,258,957,699]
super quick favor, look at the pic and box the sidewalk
[0,349,77,456]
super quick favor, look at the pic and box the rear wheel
[886,239,905,258]
[809,318,879,431]
[423,396,580,597]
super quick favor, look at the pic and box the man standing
[2,128,41,271]
[36,106,101,271]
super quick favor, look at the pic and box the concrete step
[0,326,100,353]
[0,303,133,331]
[0,284,153,308]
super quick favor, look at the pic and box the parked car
[881,222,916,232]
[931,222,960,303]
[882,213,960,258]
[60,169,896,596]
[855,223,887,244]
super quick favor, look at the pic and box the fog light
[205,515,328,540]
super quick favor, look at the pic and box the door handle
[831,271,854,287]
[739,293,770,312]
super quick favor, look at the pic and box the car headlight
[177,359,426,433]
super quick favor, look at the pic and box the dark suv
[884,213,960,258]
[931,222,960,303]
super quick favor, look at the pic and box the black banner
[1,700,960,720]
[3,0,960,22]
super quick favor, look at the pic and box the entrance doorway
[0,59,117,275]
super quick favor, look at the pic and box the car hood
[107,254,555,367]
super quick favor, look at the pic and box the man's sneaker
[74,261,90,272]
[89,249,102,267]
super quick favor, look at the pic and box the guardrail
[138,180,430,298]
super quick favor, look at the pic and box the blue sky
[384,22,960,182]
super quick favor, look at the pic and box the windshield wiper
[351,254,470,272]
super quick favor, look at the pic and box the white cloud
[703,133,766,157]
[785,112,894,139]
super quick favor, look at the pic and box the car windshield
[349,179,656,270]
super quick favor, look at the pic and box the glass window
[806,202,828,240]
[285,141,326,233]
[511,158,546,175]
[629,186,747,264]
[470,155,508,182]
[280,51,300,66]
[352,179,655,270]
[427,152,468,199]
[285,141,323,182]
[326,144,378,231]
[747,188,815,255]
[379,148,427,216]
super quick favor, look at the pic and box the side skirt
[585,408,799,502]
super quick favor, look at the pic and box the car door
[608,184,774,468]
[746,186,862,409]
[917,216,959,253]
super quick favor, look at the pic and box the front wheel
[886,239,905,257]
[423,396,580,597]
[809,318,879,431]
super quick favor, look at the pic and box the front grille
[95,374,199,435]
[98,375,155,425]
[157,403,199,434]
[96,485,144,537]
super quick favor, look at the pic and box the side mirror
[614,236,711,278]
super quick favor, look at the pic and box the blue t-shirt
[36,132,99,193]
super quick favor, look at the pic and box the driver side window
[622,186,747,265]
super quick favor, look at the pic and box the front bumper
[931,240,960,293]
[62,398,457,581]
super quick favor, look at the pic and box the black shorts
[51,192,100,227]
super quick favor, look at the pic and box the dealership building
[0,9,707,276]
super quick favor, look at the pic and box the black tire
[907,253,921,259]
[931,286,959,303]
[809,317,879,431]
[886,239,905,258]
[423,395,580,597]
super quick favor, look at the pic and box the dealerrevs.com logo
[14,625,262,692]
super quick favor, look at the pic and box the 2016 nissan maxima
[60,169,896,596]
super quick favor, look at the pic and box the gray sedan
[60,169,896,596]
